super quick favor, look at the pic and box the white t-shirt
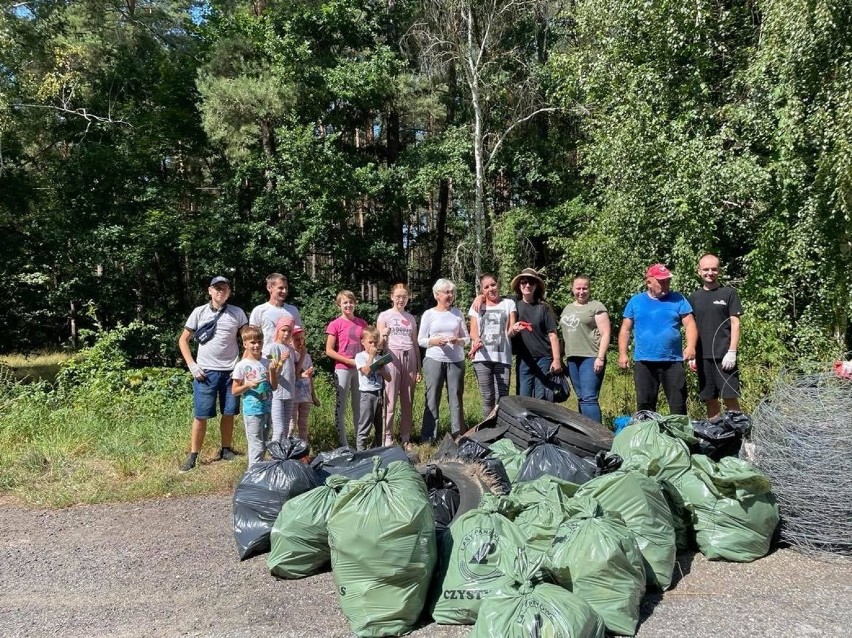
[184,304,248,370]
[468,297,516,365]
[354,352,383,392]
[294,353,314,403]
[418,307,470,363]
[249,302,303,345]
[263,342,296,400]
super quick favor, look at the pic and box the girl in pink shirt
[377,283,421,449]
[325,290,367,447]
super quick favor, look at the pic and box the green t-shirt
[560,300,608,358]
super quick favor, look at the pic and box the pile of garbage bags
[231,407,778,637]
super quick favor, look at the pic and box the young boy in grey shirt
[354,326,391,451]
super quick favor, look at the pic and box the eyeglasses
[519,279,535,286]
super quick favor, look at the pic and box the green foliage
[56,322,185,394]
[1,0,850,366]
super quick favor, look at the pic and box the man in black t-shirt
[688,254,743,418]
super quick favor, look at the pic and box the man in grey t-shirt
[178,276,248,473]
[249,273,302,345]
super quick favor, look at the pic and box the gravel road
[1,494,850,637]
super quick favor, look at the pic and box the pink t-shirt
[377,309,417,352]
[325,315,368,370]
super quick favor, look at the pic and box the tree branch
[485,106,560,168]
[13,104,133,128]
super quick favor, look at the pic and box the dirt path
[1,495,850,637]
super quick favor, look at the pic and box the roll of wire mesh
[747,364,852,557]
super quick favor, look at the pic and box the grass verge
[0,350,769,508]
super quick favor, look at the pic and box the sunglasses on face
[519,279,536,286]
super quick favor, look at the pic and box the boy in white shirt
[231,325,279,467]
[354,326,391,451]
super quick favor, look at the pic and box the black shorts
[697,358,740,401]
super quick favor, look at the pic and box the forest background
[1,0,850,371]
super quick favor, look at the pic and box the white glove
[721,350,737,371]
[189,363,204,379]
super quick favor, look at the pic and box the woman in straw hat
[509,268,563,400]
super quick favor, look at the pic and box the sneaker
[215,447,237,461]
[179,456,196,473]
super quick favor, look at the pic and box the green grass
[0,351,71,383]
[0,352,772,508]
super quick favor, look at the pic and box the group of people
[177,273,319,473]
[177,254,742,472]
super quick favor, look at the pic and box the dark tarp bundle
[515,416,596,485]
[691,411,752,461]
[310,445,411,481]
[575,468,677,590]
[611,413,696,484]
[470,547,605,638]
[456,437,512,495]
[509,475,580,553]
[487,439,526,484]
[672,455,780,562]
[232,438,320,560]
[431,495,526,625]
[328,458,437,637]
[546,496,646,636]
[266,474,349,579]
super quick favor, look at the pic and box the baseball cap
[645,264,672,280]
[292,325,304,335]
[209,276,231,287]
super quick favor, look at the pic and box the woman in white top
[418,278,470,442]
[468,273,517,418]
[377,283,421,449]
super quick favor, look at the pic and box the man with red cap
[618,264,697,415]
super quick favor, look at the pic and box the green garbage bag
[431,494,526,625]
[471,547,605,638]
[672,455,780,562]
[328,458,437,637]
[546,496,646,636]
[487,439,526,483]
[575,468,676,590]
[266,474,349,579]
[611,414,694,483]
[509,475,580,553]
[656,476,693,551]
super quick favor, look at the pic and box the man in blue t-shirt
[618,264,697,415]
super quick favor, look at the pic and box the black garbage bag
[544,370,571,403]
[594,450,624,476]
[692,412,752,461]
[456,437,512,495]
[233,438,320,560]
[422,464,461,538]
[310,445,411,481]
[515,416,596,485]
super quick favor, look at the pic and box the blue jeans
[193,370,240,419]
[516,356,553,400]
[566,356,604,423]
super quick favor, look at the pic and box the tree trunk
[260,118,276,192]
[431,179,450,285]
